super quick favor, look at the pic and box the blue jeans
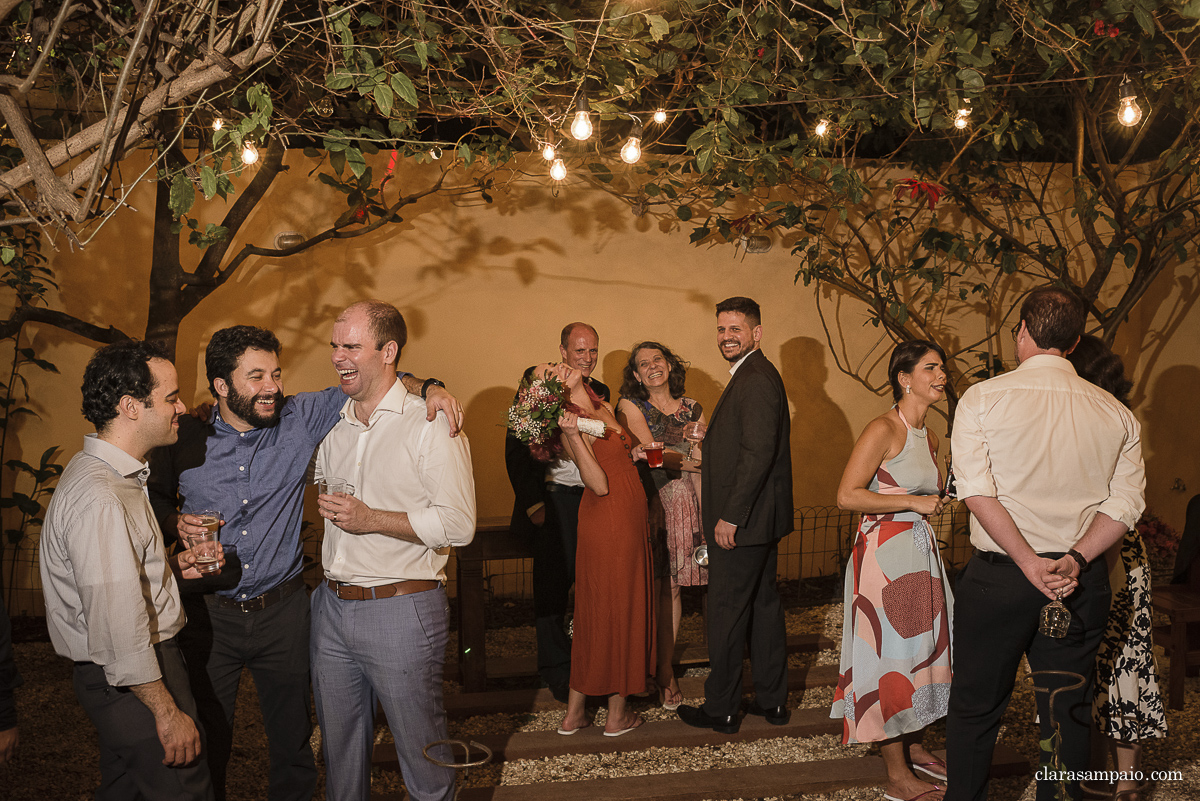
[310,583,454,801]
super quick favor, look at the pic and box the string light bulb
[1118,75,1143,127]
[241,140,260,165]
[550,158,567,181]
[212,117,225,132]
[429,147,442,160]
[652,109,667,124]
[542,142,557,161]
[954,100,972,130]
[814,119,831,137]
[570,94,593,141]
[620,119,644,164]
[315,96,334,118]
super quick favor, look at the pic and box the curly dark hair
[205,325,282,396]
[715,296,761,326]
[1067,334,1132,407]
[888,339,947,402]
[620,341,689,402]
[82,340,170,432]
[1020,287,1085,352]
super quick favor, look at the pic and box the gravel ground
[3,603,1197,800]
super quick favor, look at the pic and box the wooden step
[443,663,840,718]
[375,707,841,768]
[442,746,1027,801]
[462,633,836,683]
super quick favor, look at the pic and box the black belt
[974,549,1068,564]
[212,575,306,613]
[545,483,584,496]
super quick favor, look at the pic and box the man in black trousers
[678,297,793,734]
[505,322,609,702]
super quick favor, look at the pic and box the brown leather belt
[325,578,439,601]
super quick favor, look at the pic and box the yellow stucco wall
[4,151,1198,611]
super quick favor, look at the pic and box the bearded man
[150,325,461,801]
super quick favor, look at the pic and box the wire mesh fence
[3,502,974,618]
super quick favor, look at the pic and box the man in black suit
[678,296,793,734]
[504,323,609,702]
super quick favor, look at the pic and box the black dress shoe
[677,703,740,734]
[745,702,789,725]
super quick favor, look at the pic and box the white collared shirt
[316,380,476,585]
[727,348,756,377]
[951,353,1145,555]
[41,435,185,686]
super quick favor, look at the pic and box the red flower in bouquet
[507,373,605,462]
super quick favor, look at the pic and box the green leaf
[345,147,367,178]
[644,13,670,42]
[676,205,693,221]
[374,82,394,117]
[696,147,714,173]
[1183,0,1200,18]
[199,167,218,199]
[0,247,14,265]
[169,173,195,217]
[958,68,984,90]
[1132,4,1155,34]
[359,11,383,27]
[458,142,473,165]
[390,72,418,107]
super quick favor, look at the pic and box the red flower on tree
[894,178,944,211]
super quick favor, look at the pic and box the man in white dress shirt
[947,287,1145,801]
[309,301,476,801]
[40,340,216,800]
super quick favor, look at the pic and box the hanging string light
[315,96,334,118]
[542,142,557,161]
[620,118,644,164]
[212,117,225,132]
[429,147,442,159]
[1118,75,1143,126]
[550,158,567,180]
[570,94,593,141]
[652,109,667,124]
[954,100,972,130]
[814,119,831,137]
[241,140,260,165]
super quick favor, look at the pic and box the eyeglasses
[1011,321,1022,341]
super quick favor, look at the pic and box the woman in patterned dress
[616,341,706,712]
[831,341,953,801]
[1068,335,1166,800]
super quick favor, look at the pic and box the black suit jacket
[504,367,609,536]
[700,349,793,546]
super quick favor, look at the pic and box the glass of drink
[186,509,223,575]
[682,421,707,461]
[317,478,355,497]
[644,442,664,468]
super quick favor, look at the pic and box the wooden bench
[1152,583,1200,709]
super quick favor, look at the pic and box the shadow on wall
[1142,364,1200,526]
[467,385,524,521]
[779,336,855,507]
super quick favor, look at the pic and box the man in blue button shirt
[149,325,461,801]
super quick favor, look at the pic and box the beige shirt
[40,436,185,686]
[316,380,476,585]
[951,354,1145,555]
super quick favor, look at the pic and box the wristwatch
[1067,548,1089,573]
[421,378,446,399]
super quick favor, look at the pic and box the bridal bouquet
[507,373,605,461]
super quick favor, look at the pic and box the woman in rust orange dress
[538,362,654,737]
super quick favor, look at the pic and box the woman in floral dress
[1069,335,1166,800]
[617,341,706,711]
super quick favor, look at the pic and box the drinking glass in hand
[682,421,707,461]
[643,442,664,468]
[186,509,223,575]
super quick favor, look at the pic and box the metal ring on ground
[422,739,493,769]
